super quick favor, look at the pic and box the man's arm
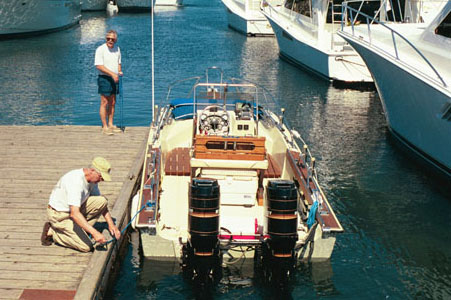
[96,65,119,83]
[103,209,121,239]
[70,205,106,244]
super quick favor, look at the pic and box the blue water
[1,1,450,299]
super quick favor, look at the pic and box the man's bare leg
[107,94,116,128]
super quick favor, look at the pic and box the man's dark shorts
[98,75,119,96]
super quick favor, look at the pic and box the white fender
[130,191,140,230]
[106,1,119,16]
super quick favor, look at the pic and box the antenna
[151,0,155,124]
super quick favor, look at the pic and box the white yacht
[221,0,279,36]
[82,0,107,11]
[0,0,81,38]
[338,1,451,178]
[261,0,374,83]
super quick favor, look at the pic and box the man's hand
[112,73,119,83]
[118,71,123,76]
[92,231,107,244]
[109,225,121,239]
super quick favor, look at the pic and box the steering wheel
[199,105,229,135]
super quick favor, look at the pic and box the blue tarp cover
[170,98,251,120]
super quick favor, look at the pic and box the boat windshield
[160,71,280,120]
[435,11,451,38]
[285,0,311,17]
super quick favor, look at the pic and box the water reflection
[80,13,107,45]
[1,1,450,298]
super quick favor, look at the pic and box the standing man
[41,157,121,252]
[95,30,123,135]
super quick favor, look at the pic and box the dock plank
[0,125,148,299]
[0,289,23,299]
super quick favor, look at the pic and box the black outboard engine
[263,180,298,285]
[183,178,222,285]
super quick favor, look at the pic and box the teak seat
[264,154,281,178]
[164,147,191,176]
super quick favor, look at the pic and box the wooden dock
[0,125,148,299]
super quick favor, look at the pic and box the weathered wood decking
[0,125,148,299]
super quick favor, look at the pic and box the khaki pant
[47,196,108,252]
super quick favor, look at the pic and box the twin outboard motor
[263,180,299,284]
[267,180,298,257]
[188,178,220,255]
[184,178,221,285]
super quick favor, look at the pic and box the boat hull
[222,0,274,36]
[343,38,451,178]
[266,17,372,83]
[82,0,107,11]
[155,0,183,6]
[116,0,151,10]
[117,0,182,9]
[0,0,81,38]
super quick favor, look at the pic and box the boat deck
[0,125,148,299]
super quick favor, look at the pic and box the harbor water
[0,1,450,299]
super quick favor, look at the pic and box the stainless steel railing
[341,0,447,87]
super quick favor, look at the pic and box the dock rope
[101,201,153,246]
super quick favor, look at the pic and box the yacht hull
[0,0,81,38]
[266,17,372,83]
[222,0,274,36]
[82,0,107,11]
[116,0,151,10]
[343,38,451,178]
[117,0,182,9]
[155,0,183,6]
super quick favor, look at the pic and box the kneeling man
[41,157,121,252]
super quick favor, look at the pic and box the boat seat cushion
[201,169,257,206]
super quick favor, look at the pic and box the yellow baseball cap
[91,157,112,181]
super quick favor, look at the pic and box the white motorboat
[221,0,279,36]
[338,1,451,179]
[82,0,107,11]
[261,0,375,83]
[0,0,81,38]
[116,0,182,10]
[131,67,343,285]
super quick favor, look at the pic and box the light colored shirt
[94,43,121,76]
[48,169,100,212]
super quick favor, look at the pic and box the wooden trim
[194,135,266,161]
[164,147,191,176]
[264,154,282,178]
[286,150,342,232]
